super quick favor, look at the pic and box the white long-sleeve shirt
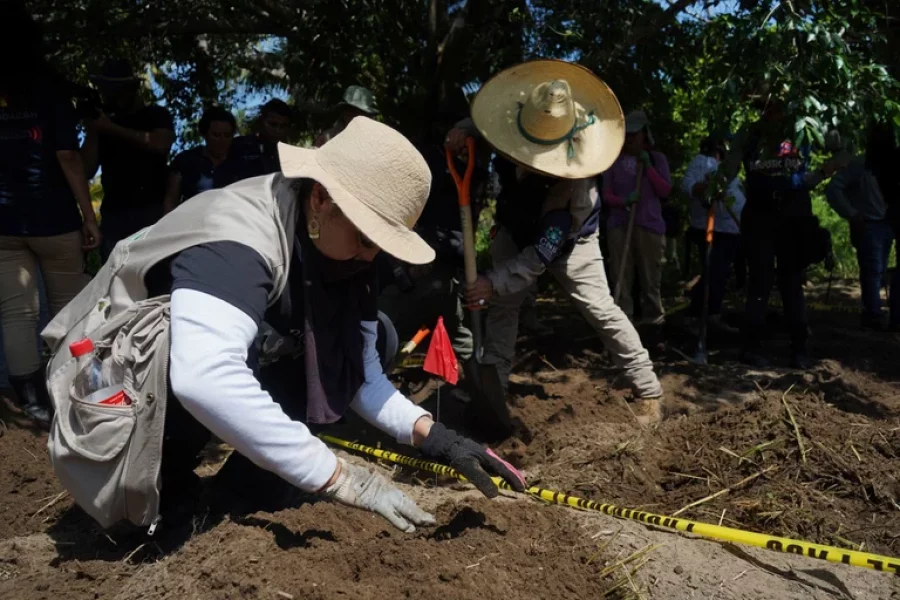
[169,288,428,492]
[681,154,745,234]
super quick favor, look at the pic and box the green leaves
[22,0,899,151]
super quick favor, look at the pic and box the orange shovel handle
[445,137,476,207]
[705,202,716,244]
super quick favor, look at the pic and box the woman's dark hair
[260,98,292,119]
[198,106,237,136]
[291,178,318,213]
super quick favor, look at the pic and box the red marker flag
[423,317,459,385]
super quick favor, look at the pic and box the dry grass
[597,543,660,600]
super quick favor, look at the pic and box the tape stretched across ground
[320,435,900,575]
[668,299,860,317]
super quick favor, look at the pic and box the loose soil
[2,280,899,599]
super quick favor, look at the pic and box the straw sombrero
[278,117,435,265]
[471,60,624,179]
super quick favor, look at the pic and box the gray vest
[42,174,299,529]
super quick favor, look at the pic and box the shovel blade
[466,364,514,439]
[689,350,708,366]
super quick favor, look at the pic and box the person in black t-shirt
[228,98,291,183]
[81,59,175,261]
[0,2,99,425]
[716,99,836,368]
[163,106,237,212]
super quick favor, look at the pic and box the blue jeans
[852,220,894,321]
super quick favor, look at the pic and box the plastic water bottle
[69,339,131,406]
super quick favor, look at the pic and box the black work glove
[420,423,527,498]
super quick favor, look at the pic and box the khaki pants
[482,229,661,398]
[607,226,666,324]
[0,232,89,376]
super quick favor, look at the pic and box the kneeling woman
[44,118,523,533]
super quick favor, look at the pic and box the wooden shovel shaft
[447,138,482,357]
[614,163,645,305]
[696,201,717,359]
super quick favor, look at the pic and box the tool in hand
[446,138,481,357]
[614,163,645,305]
[446,139,513,438]
[691,200,717,365]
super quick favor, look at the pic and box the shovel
[691,201,717,365]
[446,138,482,357]
[614,162,645,305]
[446,139,513,437]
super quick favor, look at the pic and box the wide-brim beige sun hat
[471,59,624,179]
[278,117,435,265]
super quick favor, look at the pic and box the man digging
[445,60,664,427]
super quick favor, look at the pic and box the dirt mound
[0,419,67,541]
[3,282,900,599]
[484,295,900,563]
[1,494,628,600]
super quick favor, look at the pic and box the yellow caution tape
[668,297,860,317]
[320,435,900,575]
[768,298,859,315]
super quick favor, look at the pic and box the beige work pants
[0,232,89,376]
[607,225,666,325]
[482,229,661,398]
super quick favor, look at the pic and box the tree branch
[37,0,321,39]
[597,0,703,65]
[42,16,292,38]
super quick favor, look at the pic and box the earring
[308,217,320,240]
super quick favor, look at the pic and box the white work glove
[323,459,436,532]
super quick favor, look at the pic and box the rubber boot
[790,338,813,371]
[740,323,771,369]
[8,369,52,426]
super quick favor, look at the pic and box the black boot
[740,326,771,369]
[9,369,52,426]
[790,339,813,370]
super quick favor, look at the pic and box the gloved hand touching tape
[420,422,527,498]
[323,458,436,532]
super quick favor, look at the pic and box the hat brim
[335,102,379,116]
[89,74,140,87]
[278,144,435,265]
[471,60,624,179]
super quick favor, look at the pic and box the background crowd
[2,2,899,414]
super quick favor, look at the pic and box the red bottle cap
[69,339,95,357]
